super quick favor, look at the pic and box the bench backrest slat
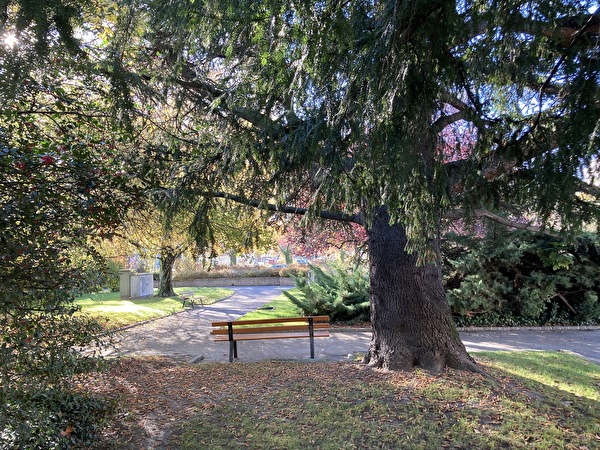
[211,315,329,327]
[211,323,330,335]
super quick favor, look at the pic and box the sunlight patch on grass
[176,353,600,450]
[82,302,166,314]
[476,351,600,401]
[75,287,233,330]
[238,289,303,320]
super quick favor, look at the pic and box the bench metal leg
[309,317,315,358]
[227,322,237,362]
[227,341,238,362]
[190,297,205,308]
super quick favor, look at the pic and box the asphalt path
[460,328,600,365]
[103,286,600,365]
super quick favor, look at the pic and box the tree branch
[432,111,467,132]
[445,208,557,235]
[577,179,600,200]
[201,191,362,224]
[177,78,288,135]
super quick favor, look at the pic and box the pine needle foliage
[443,230,600,326]
[131,0,600,253]
[284,262,370,323]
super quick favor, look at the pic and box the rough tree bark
[363,207,479,373]
[157,252,177,297]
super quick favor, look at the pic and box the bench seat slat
[213,331,330,341]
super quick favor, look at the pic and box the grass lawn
[178,352,599,449]
[87,351,599,449]
[75,287,233,330]
[238,289,303,320]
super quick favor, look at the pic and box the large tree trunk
[363,207,478,373]
[157,251,177,297]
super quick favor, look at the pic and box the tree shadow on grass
[79,353,600,449]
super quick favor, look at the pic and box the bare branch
[432,111,467,133]
[445,208,557,235]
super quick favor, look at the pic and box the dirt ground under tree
[75,355,599,450]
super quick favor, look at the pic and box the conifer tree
[110,0,600,372]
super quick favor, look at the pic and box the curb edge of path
[330,325,600,333]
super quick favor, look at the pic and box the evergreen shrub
[1,387,110,450]
[443,231,600,327]
[284,262,370,322]
[285,231,600,327]
[1,100,133,447]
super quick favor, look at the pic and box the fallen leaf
[60,425,74,437]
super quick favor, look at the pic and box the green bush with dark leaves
[1,102,136,446]
[287,231,600,328]
[443,230,600,327]
[284,262,370,323]
[1,386,111,449]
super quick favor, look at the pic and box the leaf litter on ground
[75,354,599,450]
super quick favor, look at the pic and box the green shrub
[1,387,111,450]
[103,258,125,292]
[0,70,135,449]
[284,262,370,322]
[0,295,113,448]
[443,231,600,326]
[72,253,124,293]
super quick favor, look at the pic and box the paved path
[104,286,600,365]
[103,286,287,362]
[460,329,600,365]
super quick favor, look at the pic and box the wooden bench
[180,291,205,308]
[210,316,330,362]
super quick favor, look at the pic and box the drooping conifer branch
[444,208,557,236]
[200,191,361,224]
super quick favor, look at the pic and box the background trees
[115,135,281,295]
[208,202,278,266]
[278,217,368,261]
